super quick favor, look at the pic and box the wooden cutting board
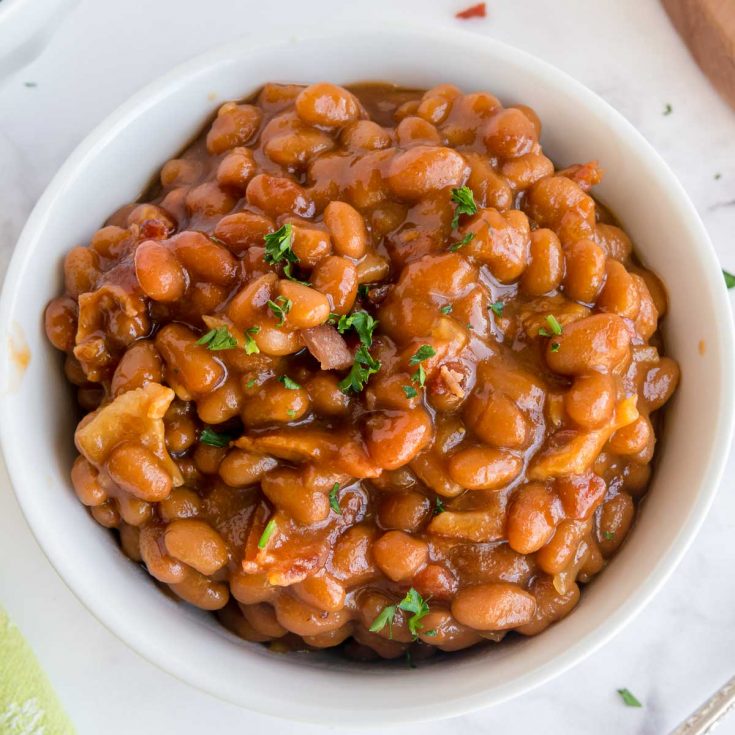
[662,0,735,109]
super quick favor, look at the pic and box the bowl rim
[1,23,733,725]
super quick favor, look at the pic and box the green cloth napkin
[0,607,75,734]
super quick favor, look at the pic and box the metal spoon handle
[670,676,735,735]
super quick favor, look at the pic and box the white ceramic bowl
[1,26,733,726]
[0,0,78,81]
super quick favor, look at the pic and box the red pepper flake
[456,2,486,19]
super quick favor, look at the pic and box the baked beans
[45,81,678,662]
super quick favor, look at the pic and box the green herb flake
[278,375,301,390]
[449,231,475,252]
[358,284,370,298]
[603,530,615,540]
[550,341,560,353]
[715,173,722,180]
[200,427,235,448]
[617,688,643,708]
[440,304,453,315]
[267,296,292,327]
[546,314,563,335]
[329,483,341,514]
[398,588,431,639]
[723,269,735,289]
[450,186,478,229]
[264,223,296,266]
[403,385,418,399]
[412,364,427,387]
[409,345,436,366]
[663,103,672,116]
[338,344,381,393]
[246,379,257,389]
[406,650,417,669]
[258,518,277,549]
[287,409,297,418]
[196,326,238,351]
[24,82,37,88]
[490,301,504,317]
[244,326,260,355]
[336,310,378,347]
[434,497,445,515]
[369,604,397,636]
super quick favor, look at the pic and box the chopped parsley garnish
[336,310,378,347]
[200,427,235,448]
[449,232,475,252]
[24,82,38,88]
[409,344,436,387]
[196,326,238,350]
[715,172,722,180]
[406,650,417,669]
[617,688,643,708]
[490,301,504,317]
[264,223,296,266]
[329,483,341,514]
[662,103,672,116]
[338,344,381,393]
[550,341,560,353]
[450,186,478,229]
[403,385,418,399]
[287,409,297,418]
[244,326,260,355]
[369,604,397,636]
[278,375,301,390]
[246,378,257,388]
[723,269,735,289]
[369,588,431,640]
[434,497,445,515]
[538,314,563,337]
[603,530,615,540]
[358,284,370,298]
[440,304,453,315]
[258,518,277,549]
[267,295,292,327]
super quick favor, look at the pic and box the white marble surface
[1,1,734,733]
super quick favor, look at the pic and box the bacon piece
[302,324,353,370]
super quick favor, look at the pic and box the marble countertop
[1,1,734,733]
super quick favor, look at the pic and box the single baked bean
[264,128,335,168]
[395,116,442,146]
[111,341,163,396]
[164,518,228,575]
[417,608,482,651]
[632,274,659,341]
[502,153,554,190]
[169,569,230,610]
[155,324,226,396]
[526,176,595,232]
[241,602,288,638]
[192,443,226,475]
[376,491,431,532]
[165,416,197,453]
[330,524,379,587]
[364,408,433,470]
[216,146,256,189]
[289,224,332,267]
[91,501,121,528]
[536,519,588,574]
[119,522,142,561]
[594,223,632,261]
[311,256,358,315]
[464,387,530,449]
[608,415,653,455]
[116,492,153,527]
[171,230,238,286]
[597,259,640,318]
[340,120,392,150]
[214,211,274,255]
[158,487,202,521]
[64,246,100,297]
[520,229,564,296]
[642,357,680,411]
[274,593,350,636]
[295,83,361,127]
[323,201,369,259]
[598,492,635,555]
[160,157,202,187]
[555,472,607,519]
[241,378,310,426]
[44,297,78,351]
[206,102,262,154]
[134,240,187,302]
[261,468,329,524]
[484,108,537,158]
[71,456,107,506]
[564,372,616,429]
[219,449,277,487]
[293,573,346,612]
[373,530,428,581]
[387,146,468,200]
[196,376,243,424]
[246,173,314,218]
[563,239,607,303]
[516,575,580,636]
[276,280,330,328]
[546,314,631,375]
[465,152,513,210]
[448,446,522,490]
[451,582,537,630]
[506,482,559,554]
[107,442,173,501]
[230,571,276,605]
